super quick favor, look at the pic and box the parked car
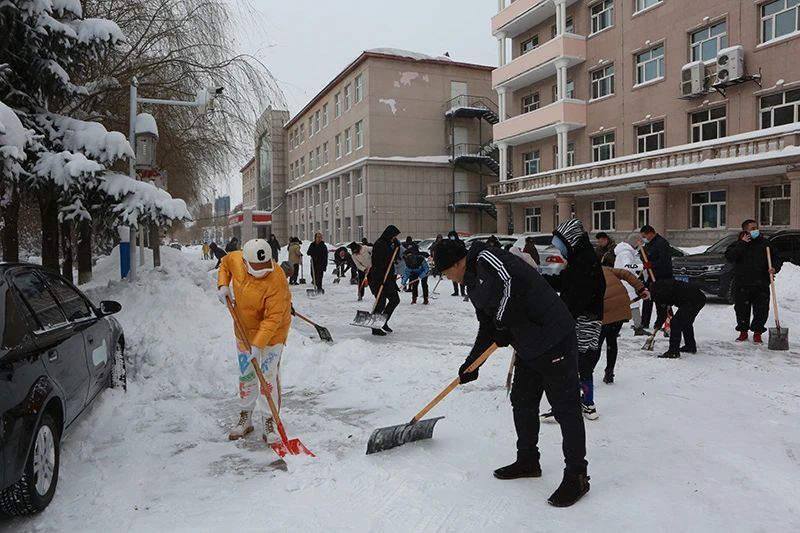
[0,264,125,516]
[168,242,182,250]
[464,234,517,249]
[672,229,800,302]
[510,233,568,276]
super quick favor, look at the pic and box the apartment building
[282,49,496,243]
[488,0,800,245]
[241,157,256,210]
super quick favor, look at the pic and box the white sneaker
[582,404,599,421]
[228,410,254,440]
[262,417,279,444]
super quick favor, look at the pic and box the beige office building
[282,49,497,243]
[488,0,800,245]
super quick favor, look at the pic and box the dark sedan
[0,264,125,516]
[671,230,800,302]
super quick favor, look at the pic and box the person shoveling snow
[217,239,292,444]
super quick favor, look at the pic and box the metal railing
[488,127,800,197]
[444,94,503,118]
[449,143,498,160]
[450,191,494,206]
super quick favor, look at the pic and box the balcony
[493,99,586,146]
[444,94,502,124]
[449,191,498,218]
[493,33,586,91]
[487,124,800,200]
[492,0,581,39]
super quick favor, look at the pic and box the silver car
[511,233,567,276]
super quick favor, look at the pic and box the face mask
[552,235,569,259]
[750,229,760,239]
[449,235,456,240]
[642,237,650,244]
[246,261,273,278]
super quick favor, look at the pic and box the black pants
[669,298,706,353]
[599,321,624,376]
[357,269,367,299]
[372,284,400,322]
[642,299,670,330]
[410,275,429,300]
[510,340,587,475]
[452,281,466,296]
[290,263,299,284]
[312,267,324,290]
[734,285,770,334]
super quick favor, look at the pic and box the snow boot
[658,351,680,359]
[493,454,542,480]
[602,370,614,384]
[736,331,748,342]
[679,345,697,354]
[423,296,429,305]
[372,328,387,336]
[411,295,417,304]
[228,410,254,441]
[262,417,279,445]
[382,323,393,333]
[547,471,590,507]
[753,332,763,344]
[451,291,459,296]
[634,327,651,336]
[582,404,598,420]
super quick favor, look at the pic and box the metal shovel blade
[315,324,334,343]
[366,416,444,455]
[271,439,316,458]
[306,288,319,298]
[333,277,341,284]
[768,326,789,351]
[351,310,387,329]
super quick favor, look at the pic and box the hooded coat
[602,267,646,324]
[551,218,606,319]
[613,241,644,303]
[368,225,400,292]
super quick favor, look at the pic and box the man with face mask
[217,239,292,443]
[725,219,782,344]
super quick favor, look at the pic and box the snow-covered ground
[3,246,800,532]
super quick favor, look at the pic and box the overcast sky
[218,0,498,205]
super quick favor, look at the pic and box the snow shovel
[306,261,320,298]
[333,264,342,284]
[352,246,400,329]
[298,262,307,285]
[366,343,498,454]
[506,352,516,396]
[430,277,443,299]
[225,298,315,458]
[294,310,334,343]
[767,248,789,350]
[643,310,672,351]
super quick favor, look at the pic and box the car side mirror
[99,300,122,316]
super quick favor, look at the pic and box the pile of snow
[367,48,453,62]
[6,250,800,532]
[679,245,710,255]
[100,173,190,226]
[135,113,158,137]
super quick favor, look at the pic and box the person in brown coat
[599,267,650,383]
[523,237,541,265]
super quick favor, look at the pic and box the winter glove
[458,356,480,384]
[493,320,512,348]
[217,285,232,305]
[643,261,653,270]
[291,306,296,316]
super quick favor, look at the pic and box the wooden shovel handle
[293,310,316,327]
[639,245,656,282]
[371,246,400,314]
[766,247,781,329]
[411,343,498,423]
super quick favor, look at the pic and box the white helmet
[242,239,273,278]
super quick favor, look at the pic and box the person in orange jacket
[217,238,292,443]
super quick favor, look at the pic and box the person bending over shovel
[435,239,590,507]
[217,238,292,443]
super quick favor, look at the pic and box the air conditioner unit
[715,45,744,85]
[681,62,706,97]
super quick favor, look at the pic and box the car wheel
[0,413,60,516]
[110,341,127,391]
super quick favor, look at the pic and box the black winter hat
[434,239,467,272]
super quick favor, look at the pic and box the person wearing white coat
[613,234,646,335]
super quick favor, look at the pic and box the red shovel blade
[271,439,315,458]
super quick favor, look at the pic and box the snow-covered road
[3,246,800,532]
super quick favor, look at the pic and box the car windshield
[705,234,739,254]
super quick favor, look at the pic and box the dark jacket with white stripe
[550,219,606,320]
[464,243,575,365]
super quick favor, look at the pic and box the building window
[525,207,542,232]
[691,190,727,228]
[591,64,614,99]
[760,89,800,128]
[355,120,364,149]
[322,103,329,127]
[635,45,664,85]
[308,117,313,137]
[635,0,661,13]
[593,200,616,231]
[591,0,614,34]
[356,215,364,241]
[592,132,615,161]
[551,16,574,37]
[289,130,295,149]
[691,107,726,142]
[334,92,341,117]
[553,80,576,101]
[759,184,791,226]
[637,120,665,153]
[323,142,329,165]
[344,84,352,111]
[523,151,540,175]
[636,197,650,228]
[355,74,364,103]
[314,111,321,133]
[761,0,800,44]
[315,146,322,169]
[522,92,540,114]
[521,35,539,54]
[299,123,305,142]
[335,134,342,159]
[309,150,315,171]
[690,21,727,62]
[344,174,351,197]
[299,156,305,176]
[344,128,352,154]
[553,142,576,168]
[333,179,341,201]
[354,168,364,195]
